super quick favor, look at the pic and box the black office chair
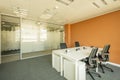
[75,41,80,47]
[82,47,101,80]
[60,43,67,49]
[98,44,113,73]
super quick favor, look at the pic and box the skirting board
[22,54,51,60]
[108,62,120,67]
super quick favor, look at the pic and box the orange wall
[65,10,120,64]
[64,24,71,47]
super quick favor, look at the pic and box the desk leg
[52,53,54,68]
[96,62,98,72]
[60,56,63,76]
[75,61,78,80]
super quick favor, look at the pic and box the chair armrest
[98,53,109,58]
[81,58,87,62]
[103,53,109,55]
[91,58,98,61]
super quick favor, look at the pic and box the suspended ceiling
[0,0,120,25]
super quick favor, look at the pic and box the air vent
[56,0,74,5]
[92,2,100,8]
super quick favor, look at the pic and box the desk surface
[52,46,102,80]
[52,46,102,61]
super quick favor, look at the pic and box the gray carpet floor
[86,64,120,80]
[0,55,120,80]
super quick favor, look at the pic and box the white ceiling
[0,0,120,25]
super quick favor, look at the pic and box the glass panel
[1,15,20,63]
[21,19,64,58]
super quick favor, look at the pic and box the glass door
[1,15,20,63]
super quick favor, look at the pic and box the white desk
[52,46,102,80]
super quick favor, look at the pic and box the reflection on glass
[1,15,20,55]
[1,15,20,63]
[15,27,20,42]
[21,25,38,42]
[21,19,65,54]
[40,28,47,41]
[21,29,38,42]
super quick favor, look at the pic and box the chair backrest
[75,41,80,47]
[88,47,98,67]
[60,43,67,49]
[101,44,110,61]
[102,44,110,53]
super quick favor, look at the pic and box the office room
[0,0,120,80]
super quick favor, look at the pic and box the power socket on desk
[76,48,80,51]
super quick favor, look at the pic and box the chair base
[87,71,95,80]
[99,62,114,73]
[87,70,101,80]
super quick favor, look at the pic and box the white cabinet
[64,59,86,80]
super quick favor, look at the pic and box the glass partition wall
[0,15,64,63]
[1,15,20,63]
[21,19,64,58]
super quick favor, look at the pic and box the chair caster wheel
[98,75,101,78]
[111,70,114,72]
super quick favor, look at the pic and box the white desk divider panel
[52,54,60,72]
[78,61,86,80]
[52,49,64,72]
[64,59,75,80]
[64,59,86,80]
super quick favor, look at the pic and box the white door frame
[0,14,1,64]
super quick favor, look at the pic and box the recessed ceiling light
[54,6,59,9]
[36,21,41,25]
